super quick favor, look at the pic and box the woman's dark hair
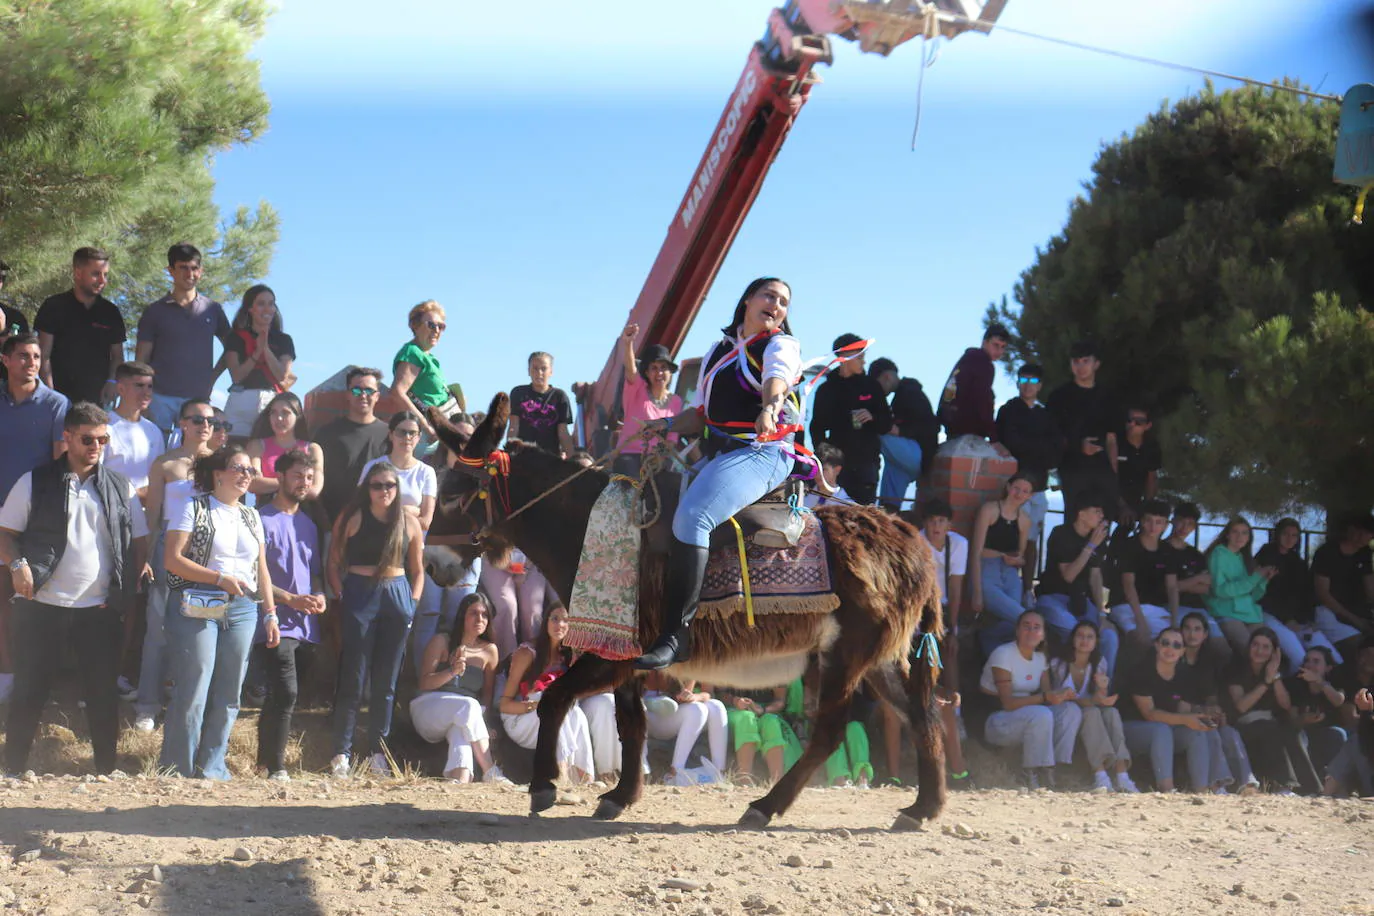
[388,411,422,436]
[1303,644,1336,669]
[248,391,308,442]
[192,444,251,495]
[530,604,572,676]
[1001,471,1035,501]
[1015,609,1046,652]
[1154,626,1184,660]
[1273,517,1301,551]
[340,462,408,581]
[1205,516,1255,571]
[721,277,793,337]
[231,284,282,333]
[1245,626,1281,669]
[448,592,493,645]
[1053,620,1104,674]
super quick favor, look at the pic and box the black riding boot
[634,540,710,670]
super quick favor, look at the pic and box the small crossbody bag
[180,587,230,621]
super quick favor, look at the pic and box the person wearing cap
[809,332,891,506]
[613,322,682,477]
[937,324,1008,444]
[869,357,939,512]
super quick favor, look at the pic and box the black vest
[700,333,801,458]
[19,458,138,612]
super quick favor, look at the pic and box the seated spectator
[1224,627,1322,795]
[1206,517,1305,671]
[327,462,425,777]
[159,446,276,779]
[246,392,324,499]
[409,593,505,783]
[1031,494,1120,671]
[717,688,786,786]
[411,443,483,675]
[0,402,149,776]
[752,678,874,788]
[1049,621,1137,793]
[996,363,1063,600]
[1311,514,1374,658]
[358,413,437,531]
[1178,610,1260,795]
[498,605,594,784]
[209,408,231,451]
[612,322,681,478]
[1284,646,1348,779]
[223,284,296,437]
[1122,627,1231,793]
[578,688,626,784]
[1109,499,1174,648]
[1335,635,1374,736]
[979,610,1082,790]
[510,351,575,457]
[1323,684,1372,797]
[1115,404,1161,525]
[804,443,851,508]
[390,300,459,455]
[969,473,1033,639]
[868,357,939,511]
[644,672,728,786]
[1161,503,1229,661]
[1256,519,1342,662]
[481,546,551,661]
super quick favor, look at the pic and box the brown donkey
[432,394,947,830]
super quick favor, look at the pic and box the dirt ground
[2,769,1372,916]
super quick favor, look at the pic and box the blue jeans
[1123,720,1231,790]
[410,561,481,676]
[1036,593,1120,675]
[673,444,793,548]
[978,557,1025,624]
[159,593,259,779]
[333,574,416,757]
[878,435,922,509]
[135,526,171,720]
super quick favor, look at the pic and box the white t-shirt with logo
[103,414,166,490]
[979,642,1047,697]
[921,530,968,606]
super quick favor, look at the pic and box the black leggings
[1237,718,1321,794]
[254,638,315,772]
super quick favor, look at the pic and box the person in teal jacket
[1205,517,1305,672]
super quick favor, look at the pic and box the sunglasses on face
[211,419,233,432]
[225,465,255,477]
[425,320,446,332]
[1159,640,1184,650]
[369,481,398,492]
[183,415,215,426]
[350,386,378,398]
[1017,377,1041,385]
[79,434,111,447]
[1128,417,1150,426]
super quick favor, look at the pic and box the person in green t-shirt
[391,300,459,455]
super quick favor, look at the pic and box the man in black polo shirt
[34,248,126,405]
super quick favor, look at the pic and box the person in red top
[938,323,1008,442]
[223,284,296,438]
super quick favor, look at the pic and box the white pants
[501,699,594,780]
[646,696,729,771]
[578,692,625,777]
[1109,603,1174,639]
[1217,615,1309,675]
[409,692,489,774]
[222,388,275,437]
[985,703,1082,769]
[1313,606,1361,648]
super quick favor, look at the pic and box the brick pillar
[928,435,1019,540]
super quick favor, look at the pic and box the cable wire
[940,13,1344,103]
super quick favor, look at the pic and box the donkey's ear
[465,393,510,457]
[430,408,470,457]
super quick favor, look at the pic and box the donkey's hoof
[891,813,927,832]
[529,787,557,814]
[593,798,625,820]
[739,807,771,830]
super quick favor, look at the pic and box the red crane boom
[578,0,1007,452]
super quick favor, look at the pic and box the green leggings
[727,682,871,784]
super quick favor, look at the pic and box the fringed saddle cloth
[564,482,840,662]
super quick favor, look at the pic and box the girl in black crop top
[970,473,1035,622]
[326,461,426,777]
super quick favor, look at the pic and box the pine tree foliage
[0,0,279,320]
[989,81,1374,516]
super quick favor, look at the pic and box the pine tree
[989,81,1374,516]
[0,0,279,321]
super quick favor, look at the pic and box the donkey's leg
[596,676,646,820]
[530,655,631,815]
[895,652,947,829]
[741,656,854,829]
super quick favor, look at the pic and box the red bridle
[453,450,511,538]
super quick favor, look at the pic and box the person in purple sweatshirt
[938,324,1008,443]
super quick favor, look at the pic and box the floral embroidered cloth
[564,479,643,660]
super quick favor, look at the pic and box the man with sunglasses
[0,401,149,775]
[314,366,390,527]
[997,363,1064,600]
[1116,404,1162,525]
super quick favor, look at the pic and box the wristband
[263,611,278,620]
[9,557,28,572]
[663,416,674,432]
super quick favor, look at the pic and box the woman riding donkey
[634,277,811,670]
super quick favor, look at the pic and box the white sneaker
[1213,786,1230,796]
[133,716,156,734]
[368,753,390,776]
[0,672,13,705]
[1114,773,1140,794]
[116,676,138,701]
[1091,771,1113,794]
[482,765,512,785]
[1276,787,1296,797]
[329,754,350,778]
[268,770,290,782]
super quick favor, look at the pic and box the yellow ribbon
[728,517,755,627]
[1356,184,1373,225]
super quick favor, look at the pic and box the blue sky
[211,0,1371,423]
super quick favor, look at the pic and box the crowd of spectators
[0,247,1370,801]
